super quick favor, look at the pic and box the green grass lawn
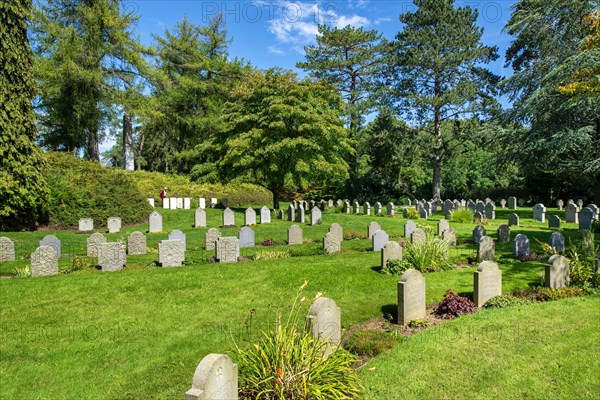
[0,205,598,399]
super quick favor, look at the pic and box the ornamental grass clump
[235,281,363,399]
[452,209,474,223]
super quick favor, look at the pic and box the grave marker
[381,241,402,269]
[513,234,530,258]
[545,255,570,288]
[159,240,185,267]
[205,228,221,251]
[107,217,121,233]
[368,221,381,239]
[397,269,426,325]
[195,208,207,228]
[372,230,389,251]
[477,236,495,262]
[79,218,94,232]
[306,297,341,356]
[222,207,235,227]
[260,206,271,224]
[0,237,15,261]
[98,242,126,272]
[40,235,61,258]
[473,261,502,307]
[149,211,163,233]
[238,227,255,248]
[184,354,238,400]
[31,246,58,277]
[288,225,303,245]
[127,231,147,255]
[244,208,256,226]
[216,237,239,263]
[86,233,106,257]
[323,232,341,254]
[168,229,187,251]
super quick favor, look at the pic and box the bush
[405,209,420,219]
[62,256,93,274]
[565,233,599,287]
[516,287,585,302]
[13,265,31,278]
[260,238,277,246]
[402,239,453,273]
[344,230,367,240]
[254,250,291,261]
[381,259,412,275]
[452,209,474,223]
[344,329,396,358]
[590,219,600,233]
[483,295,531,309]
[434,290,478,319]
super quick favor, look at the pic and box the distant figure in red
[160,187,167,200]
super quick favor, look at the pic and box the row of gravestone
[471,225,569,258]
[158,197,219,210]
[78,217,122,233]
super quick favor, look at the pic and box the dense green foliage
[0,0,49,231]
[483,295,531,309]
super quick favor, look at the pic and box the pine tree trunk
[88,129,100,162]
[272,189,280,210]
[432,107,442,201]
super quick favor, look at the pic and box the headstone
[404,220,416,238]
[513,234,530,258]
[565,203,579,224]
[557,199,564,210]
[319,200,327,211]
[467,200,476,212]
[442,228,457,246]
[343,201,350,214]
[476,202,485,215]
[328,199,334,207]
[169,197,177,210]
[30,246,58,277]
[507,196,517,210]
[443,199,453,213]
[497,224,511,243]
[367,221,381,239]
[222,207,235,227]
[288,225,303,245]
[238,227,255,248]
[311,206,322,225]
[473,261,502,307]
[78,218,94,232]
[40,235,61,258]
[147,198,155,208]
[548,215,561,229]
[195,208,207,228]
[587,204,599,219]
[437,220,449,236]
[387,202,395,216]
[287,204,296,221]
[473,211,484,224]
[445,211,453,220]
[260,206,271,224]
[177,198,184,209]
[364,202,371,216]
[548,232,565,253]
[184,354,238,400]
[107,217,121,233]
[579,207,594,230]
[244,208,256,226]
[309,200,316,210]
[127,231,147,255]
[372,229,389,252]
[296,206,306,223]
[545,255,570,288]
[277,209,284,220]
[210,198,218,208]
[484,203,496,220]
[374,202,382,215]
[500,199,506,208]
[508,213,519,227]
[205,228,221,251]
[352,201,360,214]
[518,198,525,206]
[199,198,206,209]
[477,236,495,262]
[86,233,107,257]
[411,228,426,245]
[419,209,429,219]
[397,269,426,325]
[168,229,187,251]
[533,203,546,222]
[98,242,126,272]
[453,200,461,210]
[306,297,341,356]
[577,199,584,209]
[336,199,343,208]
[328,223,343,242]
[0,237,15,261]
[159,240,185,267]
[216,237,239,263]
[183,198,191,210]
[162,198,169,209]
[381,241,402,269]
[473,225,486,243]
[323,232,341,254]
[149,211,163,233]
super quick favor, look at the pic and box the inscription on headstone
[98,242,126,272]
[127,231,147,255]
[397,269,426,325]
[86,233,107,257]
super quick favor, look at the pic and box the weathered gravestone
[169,197,177,210]
[127,231,146,255]
[288,225,303,245]
[277,209,284,220]
[0,237,15,262]
[404,220,416,238]
[162,198,169,209]
[473,211,484,224]
[296,206,306,223]
[306,297,341,356]
[579,207,594,230]
[473,261,502,307]
[419,209,429,219]
[508,213,519,227]
[244,208,256,226]
[577,199,584,208]
[368,221,381,239]
[343,201,350,214]
[477,236,495,262]
[545,255,570,288]
[497,224,511,243]
[507,196,517,210]
[438,220,449,236]
[397,269,426,325]
[513,234,530,258]
[260,206,271,224]
[372,230,389,252]
[175,198,183,209]
[587,204,599,219]
[210,198,218,208]
[381,241,402,269]
[222,207,235,227]
[159,240,185,267]
[78,218,94,232]
[476,202,485,215]
[473,225,487,243]
[40,235,61,258]
[443,199,454,213]
[183,198,191,210]
[195,208,206,228]
[387,202,395,216]
[287,204,296,221]
[557,199,564,210]
[328,199,334,207]
[411,228,426,245]
[565,203,579,224]
[548,231,565,253]
[328,223,343,242]
[205,228,221,251]
[353,201,360,214]
[364,202,371,216]
[98,242,126,272]
[86,233,106,257]
[518,198,525,207]
[323,232,341,254]
[216,237,239,263]
[311,207,322,226]
[31,246,58,277]
[184,354,238,400]
[442,228,457,246]
[168,229,187,251]
[484,203,496,220]
[374,202,382,215]
[107,217,121,233]
[533,203,547,222]
[238,227,255,248]
[548,215,561,229]
[149,211,163,233]
[199,198,206,209]
[500,199,507,209]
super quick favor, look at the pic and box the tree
[215,69,353,209]
[501,0,600,202]
[32,0,148,162]
[0,0,49,230]
[390,0,499,200]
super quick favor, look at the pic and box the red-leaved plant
[434,290,477,319]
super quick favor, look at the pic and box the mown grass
[0,204,598,399]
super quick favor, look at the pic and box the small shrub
[405,209,419,220]
[381,259,411,275]
[483,295,531,309]
[516,287,585,302]
[452,209,474,223]
[434,290,477,319]
[344,230,367,240]
[344,329,397,358]
[408,319,430,328]
[260,238,277,246]
[254,250,291,261]
[13,265,31,278]
[402,239,453,273]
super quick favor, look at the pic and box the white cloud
[335,15,369,29]
[267,45,286,55]
[374,17,391,26]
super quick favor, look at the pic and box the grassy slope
[0,205,599,399]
